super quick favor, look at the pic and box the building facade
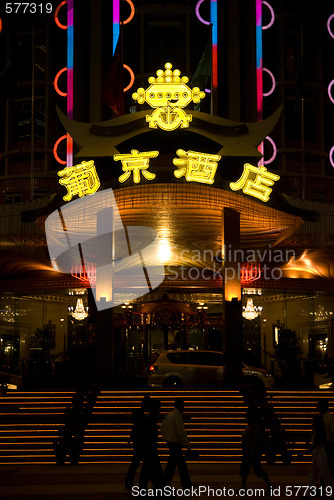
[0,0,333,381]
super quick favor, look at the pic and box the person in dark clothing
[125,395,151,489]
[139,398,164,491]
[317,399,334,460]
[240,409,272,493]
[54,392,86,465]
[161,399,193,489]
[308,415,334,489]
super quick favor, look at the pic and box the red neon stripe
[123,64,135,92]
[212,44,218,89]
[54,67,67,96]
[53,135,67,165]
[54,1,67,30]
[66,134,73,166]
[121,0,135,25]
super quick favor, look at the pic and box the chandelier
[69,298,88,321]
[242,298,263,320]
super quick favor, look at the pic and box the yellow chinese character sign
[229,163,280,202]
[132,62,205,132]
[58,160,100,201]
[173,149,221,185]
[114,149,158,184]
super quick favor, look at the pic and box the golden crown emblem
[132,62,205,131]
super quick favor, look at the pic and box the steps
[0,388,332,464]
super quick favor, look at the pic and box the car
[314,372,333,390]
[147,350,275,389]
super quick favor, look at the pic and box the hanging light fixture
[69,298,88,321]
[242,298,263,320]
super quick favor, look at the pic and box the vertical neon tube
[211,0,218,97]
[210,0,218,114]
[113,0,120,55]
[67,0,74,168]
[256,0,264,165]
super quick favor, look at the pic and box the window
[34,190,52,200]
[14,99,46,142]
[309,191,326,203]
[5,191,21,204]
[167,352,189,364]
[285,96,316,143]
[188,351,224,366]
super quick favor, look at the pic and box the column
[94,207,114,380]
[222,208,243,387]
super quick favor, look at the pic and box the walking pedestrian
[139,398,164,491]
[317,399,334,460]
[161,399,194,489]
[308,415,334,489]
[125,395,151,489]
[240,408,272,493]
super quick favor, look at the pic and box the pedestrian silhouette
[138,398,164,490]
[161,399,194,489]
[317,399,334,461]
[125,395,151,489]
[308,415,334,489]
[53,392,86,465]
[240,408,272,493]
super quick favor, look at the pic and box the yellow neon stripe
[0,423,60,426]
[100,390,241,393]
[0,458,313,465]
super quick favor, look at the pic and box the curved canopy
[57,106,282,158]
[0,184,302,291]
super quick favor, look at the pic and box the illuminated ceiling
[0,183,302,291]
[114,183,302,251]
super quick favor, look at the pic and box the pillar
[94,207,115,381]
[222,208,243,387]
[95,308,114,381]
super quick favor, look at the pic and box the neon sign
[54,1,74,169]
[263,67,276,97]
[328,14,334,167]
[123,64,135,92]
[122,0,135,25]
[114,150,158,184]
[111,150,279,201]
[56,56,282,199]
[327,13,334,39]
[132,62,205,131]
[173,150,220,184]
[195,0,210,25]
[54,67,67,97]
[57,150,280,201]
[329,146,334,169]
[194,0,217,101]
[54,1,67,30]
[53,135,67,165]
[262,1,275,30]
[263,136,277,165]
[256,1,277,166]
[240,263,262,285]
[229,163,280,202]
[210,0,218,95]
[58,160,100,201]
